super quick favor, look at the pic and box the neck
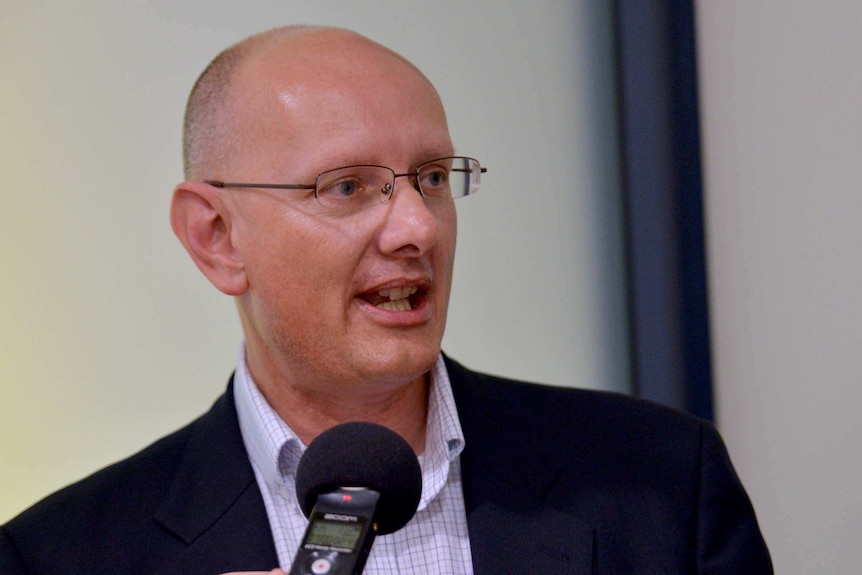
[251,369,430,455]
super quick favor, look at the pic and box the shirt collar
[233,344,302,498]
[233,345,465,508]
[419,354,466,507]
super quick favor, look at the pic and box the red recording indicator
[341,494,353,502]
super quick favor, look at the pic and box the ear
[170,181,249,296]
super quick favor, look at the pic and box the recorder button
[310,557,333,574]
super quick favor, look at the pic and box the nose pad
[409,175,422,194]
[386,174,424,201]
[412,174,426,195]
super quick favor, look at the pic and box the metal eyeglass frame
[204,156,487,201]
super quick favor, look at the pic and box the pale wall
[0,1,628,522]
[696,2,862,572]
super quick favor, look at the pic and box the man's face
[222,34,457,398]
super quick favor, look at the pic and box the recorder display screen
[305,519,363,551]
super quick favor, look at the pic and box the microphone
[289,422,422,575]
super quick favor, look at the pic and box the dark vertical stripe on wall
[613,0,714,421]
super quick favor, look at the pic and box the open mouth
[359,286,425,312]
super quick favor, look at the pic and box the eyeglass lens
[313,157,481,212]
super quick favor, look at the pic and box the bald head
[181,26,440,180]
[171,24,459,429]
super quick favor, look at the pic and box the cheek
[239,211,368,316]
[241,232,357,359]
[436,205,458,268]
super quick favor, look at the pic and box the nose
[377,177,440,257]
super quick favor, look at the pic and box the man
[0,26,772,574]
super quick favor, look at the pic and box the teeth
[378,299,411,312]
[375,286,418,311]
[378,286,418,301]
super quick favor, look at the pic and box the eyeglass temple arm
[204,181,315,190]
[448,167,487,174]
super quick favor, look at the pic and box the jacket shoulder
[445,355,773,574]
[444,354,706,446]
[2,413,194,556]
[1,390,242,573]
[7,414,193,525]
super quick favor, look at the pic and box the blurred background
[2,1,860,573]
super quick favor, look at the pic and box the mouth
[358,285,426,312]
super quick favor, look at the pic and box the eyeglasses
[205,156,486,214]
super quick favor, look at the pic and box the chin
[358,342,440,385]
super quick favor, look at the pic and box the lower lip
[354,294,433,326]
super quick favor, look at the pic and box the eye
[419,165,450,196]
[312,165,394,213]
[318,176,364,202]
[333,180,358,197]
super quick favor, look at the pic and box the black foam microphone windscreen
[295,421,422,535]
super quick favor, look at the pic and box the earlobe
[170,181,249,296]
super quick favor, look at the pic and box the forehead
[227,31,452,174]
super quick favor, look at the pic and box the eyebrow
[418,146,458,162]
[309,149,458,174]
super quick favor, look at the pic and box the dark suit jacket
[1,357,772,574]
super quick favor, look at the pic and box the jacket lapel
[153,383,280,573]
[447,356,594,575]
